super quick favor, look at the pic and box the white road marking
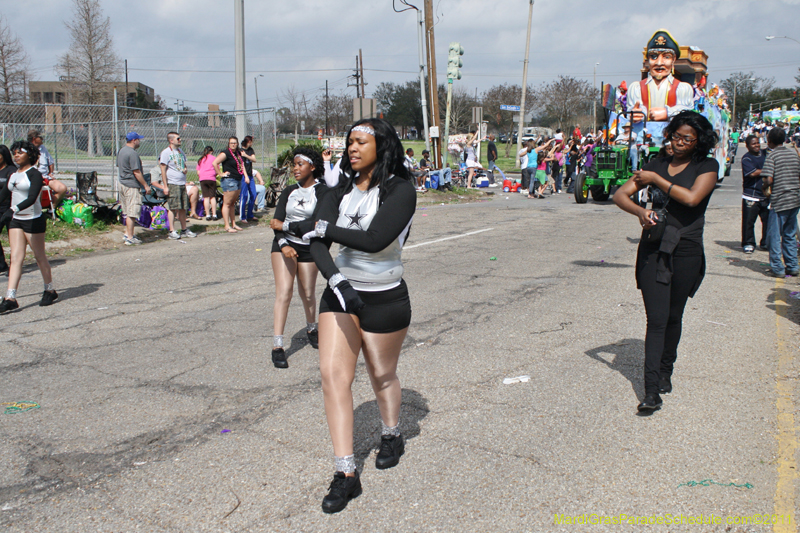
[405,228,494,250]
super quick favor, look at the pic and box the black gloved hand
[0,208,14,226]
[290,218,315,237]
[329,275,365,313]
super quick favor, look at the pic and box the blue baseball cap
[126,131,144,141]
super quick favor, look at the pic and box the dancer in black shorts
[0,140,58,312]
[0,145,15,274]
[267,147,328,368]
[287,118,416,513]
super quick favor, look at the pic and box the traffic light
[447,42,464,81]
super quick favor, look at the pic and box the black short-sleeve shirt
[642,156,719,253]
[220,150,243,180]
[243,147,255,177]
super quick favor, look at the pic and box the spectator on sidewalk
[196,146,219,221]
[762,128,800,277]
[27,130,66,205]
[159,132,196,240]
[213,137,245,233]
[740,135,769,254]
[117,132,149,245]
[486,134,505,186]
[404,148,426,191]
[239,136,258,223]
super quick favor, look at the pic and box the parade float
[575,33,731,204]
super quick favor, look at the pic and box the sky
[6,0,800,112]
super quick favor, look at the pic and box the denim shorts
[221,177,240,192]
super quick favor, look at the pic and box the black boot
[271,348,288,369]
[659,375,672,394]
[375,434,405,469]
[321,470,361,514]
[637,393,662,412]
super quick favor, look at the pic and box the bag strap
[646,185,670,211]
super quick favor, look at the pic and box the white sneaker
[181,229,197,238]
[168,230,181,240]
[123,235,142,245]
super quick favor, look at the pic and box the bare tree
[533,76,594,130]
[279,85,306,144]
[0,15,30,103]
[58,0,120,156]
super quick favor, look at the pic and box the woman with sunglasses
[212,137,246,233]
[0,140,58,312]
[285,118,415,513]
[613,110,719,413]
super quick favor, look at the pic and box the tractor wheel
[574,172,588,204]
[590,186,609,202]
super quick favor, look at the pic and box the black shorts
[9,215,46,234]
[271,238,313,262]
[200,180,218,198]
[320,279,411,334]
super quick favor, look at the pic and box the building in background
[29,80,155,107]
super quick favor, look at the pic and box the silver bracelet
[278,238,289,248]
[315,220,329,238]
[329,273,346,289]
[282,220,290,232]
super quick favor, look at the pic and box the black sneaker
[659,376,672,394]
[307,329,319,349]
[40,290,58,307]
[272,347,288,369]
[321,471,361,514]
[375,434,405,469]
[0,298,19,313]
[637,393,662,412]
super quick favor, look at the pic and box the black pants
[742,198,769,249]
[564,163,576,187]
[637,249,704,394]
[552,162,562,192]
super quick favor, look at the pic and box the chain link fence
[0,103,277,191]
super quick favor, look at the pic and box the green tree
[480,83,535,135]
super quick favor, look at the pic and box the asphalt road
[1,158,798,532]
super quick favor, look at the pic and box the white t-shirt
[518,147,528,168]
[159,147,187,185]
[9,168,43,220]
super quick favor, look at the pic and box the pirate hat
[646,29,680,58]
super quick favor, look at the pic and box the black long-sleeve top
[289,176,416,290]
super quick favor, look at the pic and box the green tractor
[574,144,660,203]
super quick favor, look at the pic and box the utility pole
[234,0,247,141]
[408,4,430,152]
[424,0,441,168]
[516,0,534,168]
[325,80,329,135]
[353,55,361,98]
[359,49,366,99]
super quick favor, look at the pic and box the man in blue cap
[627,30,694,122]
[117,131,149,245]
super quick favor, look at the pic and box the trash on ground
[221,429,231,434]
[678,479,753,489]
[97,307,108,310]
[706,320,727,327]
[490,257,497,261]
[255,249,262,251]
[503,375,530,384]
[789,291,800,300]
[2,401,40,414]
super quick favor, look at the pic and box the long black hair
[0,144,13,168]
[339,118,411,193]
[198,145,214,165]
[9,140,39,167]
[293,145,324,180]
[663,110,719,163]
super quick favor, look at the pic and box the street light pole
[515,0,534,169]
[766,35,800,46]
[255,74,264,172]
[234,0,247,141]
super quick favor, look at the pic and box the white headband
[294,154,314,165]
[351,125,375,136]
[18,148,27,153]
